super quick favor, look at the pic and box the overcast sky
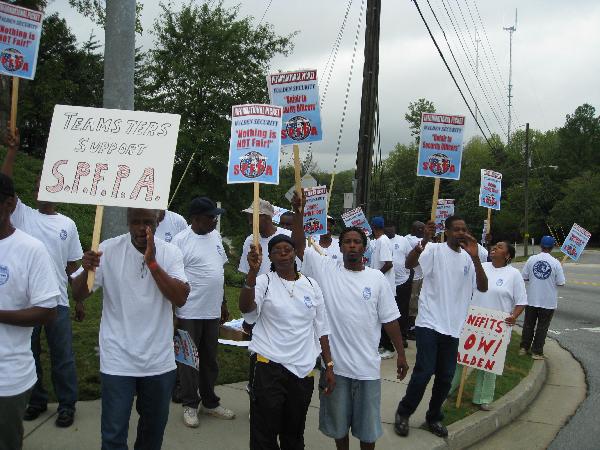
[48,0,600,172]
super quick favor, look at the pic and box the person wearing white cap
[519,235,565,359]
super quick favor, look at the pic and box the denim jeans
[101,370,176,450]
[29,305,77,414]
[396,326,458,422]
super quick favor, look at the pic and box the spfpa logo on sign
[1,48,27,73]
[424,153,455,176]
[234,151,272,178]
[283,116,317,141]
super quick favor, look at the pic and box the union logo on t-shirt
[362,287,372,300]
[59,229,68,241]
[533,261,552,280]
[164,232,173,243]
[0,265,9,285]
[303,296,313,308]
[496,278,504,286]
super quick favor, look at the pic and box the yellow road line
[569,281,600,287]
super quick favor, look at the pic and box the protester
[2,128,83,427]
[450,241,527,410]
[405,221,425,339]
[291,194,409,450]
[519,235,565,359]
[239,234,335,449]
[156,209,188,243]
[310,216,343,262]
[172,197,234,427]
[395,216,488,438]
[383,223,413,349]
[0,173,59,450]
[72,208,190,450]
[278,210,294,231]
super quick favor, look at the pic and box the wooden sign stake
[87,205,104,290]
[10,77,19,133]
[430,178,440,222]
[487,208,492,236]
[455,365,469,408]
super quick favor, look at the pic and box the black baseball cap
[189,197,225,217]
[0,173,15,197]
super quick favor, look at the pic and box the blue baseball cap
[540,235,555,248]
[371,216,384,229]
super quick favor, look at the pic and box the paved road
[516,250,600,449]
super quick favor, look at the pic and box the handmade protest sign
[341,207,372,236]
[457,305,511,376]
[303,185,328,236]
[284,173,318,201]
[434,199,454,235]
[267,69,322,145]
[417,113,465,180]
[479,169,502,211]
[37,105,180,209]
[561,223,591,262]
[174,329,199,370]
[0,3,43,79]
[227,104,282,185]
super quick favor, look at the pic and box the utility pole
[503,9,517,145]
[524,122,530,257]
[354,0,381,215]
[100,0,136,240]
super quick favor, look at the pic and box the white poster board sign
[38,105,180,209]
[457,305,511,376]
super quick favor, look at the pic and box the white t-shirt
[521,252,566,309]
[302,251,399,380]
[312,236,343,263]
[11,199,83,307]
[0,229,60,396]
[405,234,423,280]
[238,227,293,275]
[478,244,489,263]
[369,234,395,292]
[472,262,527,314]
[249,273,330,378]
[173,228,227,320]
[416,243,478,338]
[93,234,188,376]
[155,210,188,243]
[389,235,412,286]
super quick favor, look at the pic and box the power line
[411,0,496,150]
[258,0,273,25]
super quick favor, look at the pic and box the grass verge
[443,330,533,425]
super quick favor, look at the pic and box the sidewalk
[23,337,584,449]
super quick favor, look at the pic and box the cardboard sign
[284,173,317,201]
[435,199,454,235]
[267,69,322,145]
[0,3,43,79]
[37,105,180,209]
[174,329,199,370]
[457,305,511,376]
[303,185,328,236]
[479,169,502,210]
[227,104,282,185]
[561,223,591,261]
[272,206,290,224]
[341,207,372,236]
[417,113,465,180]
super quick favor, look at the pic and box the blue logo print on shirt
[59,229,68,240]
[533,261,552,280]
[0,265,9,285]
[304,296,313,308]
[362,287,372,300]
[496,279,504,287]
[164,232,173,243]
[216,245,224,256]
[463,265,469,276]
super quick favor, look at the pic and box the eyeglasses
[270,247,294,256]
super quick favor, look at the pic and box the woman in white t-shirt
[451,241,527,410]
[239,234,335,449]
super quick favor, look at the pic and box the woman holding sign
[451,241,527,410]
[239,234,335,450]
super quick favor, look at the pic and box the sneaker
[394,413,410,437]
[200,405,235,420]
[518,348,527,356]
[23,405,47,421]
[379,349,395,360]
[55,410,74,428]
[479,403,492,411]
[532,353,545,360]
[183,406,200,428]
[426,420,448,438]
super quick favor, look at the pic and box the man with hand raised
[72,208,190,450]
[394,216,488,439]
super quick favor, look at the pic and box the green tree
[550,171,600,235]
[404,98,436,142]
[138,1,294,236]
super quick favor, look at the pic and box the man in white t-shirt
[156,209,188,243]
[382,224,413,351]
[2,129,83,427]
[405,221,425,338]
[310,216,343,263]
[172,197,235,427]
[291,193,409,449]
[395,216,488,439]
[0,173,60,450]
[519,235,565,359]
[72,208,190,450]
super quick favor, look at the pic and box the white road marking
[548,330,562,335]
[581,327,600,333]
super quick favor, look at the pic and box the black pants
[178,318,221,409]
[250,356,314,450]
[520,306,555,355]
[380,279,413,351]
[0,388,31,450]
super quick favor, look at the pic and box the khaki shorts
[409,278,423,317]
